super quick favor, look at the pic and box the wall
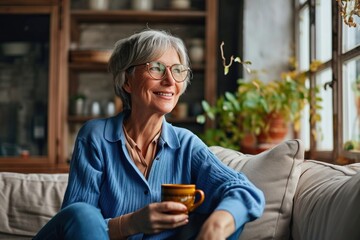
[243,0,294,82]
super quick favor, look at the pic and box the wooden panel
[71,9,206,24]
[0,1,65,172]
[0,0,58,6]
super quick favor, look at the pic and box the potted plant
[197,43,322,151]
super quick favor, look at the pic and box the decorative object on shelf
[105,101,116,116]
[131,0,153,11]
[91,101,101,116]
[197,43,323,151]
[75,97,85,116]
[1,42,31,56]
[70,94,86,116]
[170,0,191,10]
[188,38,204,64]
[337,0,360,27]
[89,0,109,10]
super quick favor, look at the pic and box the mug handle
[189,189,205,212]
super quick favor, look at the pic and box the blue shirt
[62,112,265,239]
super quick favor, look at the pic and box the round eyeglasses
[134,61,192,83]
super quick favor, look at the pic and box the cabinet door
[0,4,61,171]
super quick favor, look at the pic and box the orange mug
[161,184,205,213]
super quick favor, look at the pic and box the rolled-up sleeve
[192,147,265,231]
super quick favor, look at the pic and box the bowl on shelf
[1,42,31,56]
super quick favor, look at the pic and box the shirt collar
[104,112,180,149]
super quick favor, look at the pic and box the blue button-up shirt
[62,112,265,239]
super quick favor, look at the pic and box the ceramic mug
[161,184,205,213]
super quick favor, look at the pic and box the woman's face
[124,47,185,117]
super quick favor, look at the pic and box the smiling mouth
[154,92,174,97]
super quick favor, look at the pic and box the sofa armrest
[0,172,68,237]
[292,160,360,240]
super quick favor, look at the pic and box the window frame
[295,0,360,163]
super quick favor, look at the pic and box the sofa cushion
[292,160,360,240]
[0,172,68,238]
[210,139,304,240]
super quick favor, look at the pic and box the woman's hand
[195,210,235,240]
[132,201,189,234]
[109,201,189,239]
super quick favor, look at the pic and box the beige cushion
[292,160,360,240]
[0,172,68,237]
[210,139,304,240]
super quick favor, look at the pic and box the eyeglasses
[134,61,192,83]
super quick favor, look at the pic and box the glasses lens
[147,62,190,82]
[171,64,189,82]
[147,62,166,80]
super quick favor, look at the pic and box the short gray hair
[108,29,191,110]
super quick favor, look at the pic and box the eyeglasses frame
[130,61,192,83]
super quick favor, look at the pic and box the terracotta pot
[257,113,288,145]
[356,96,360,116]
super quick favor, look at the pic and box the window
[295,0,360,163]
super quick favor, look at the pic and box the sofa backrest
[0,172,68,238]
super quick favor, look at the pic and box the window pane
[299,6,310,71]
[315,68,333,151]
[0,14,50,157]
[343,58,360,153]
[299,78,310,150]
[342,22,360,52]
[315,0,332,62]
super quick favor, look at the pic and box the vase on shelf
[89,0,109,10]
[131,0,153,11]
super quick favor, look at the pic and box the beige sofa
[1,139,360,240]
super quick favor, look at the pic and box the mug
[161,184,205,213]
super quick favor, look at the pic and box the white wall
[243,0,293,82]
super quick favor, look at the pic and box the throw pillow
[210,139,304,240]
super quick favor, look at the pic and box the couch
[1,139,360,240]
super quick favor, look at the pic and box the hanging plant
[337,0,360,27]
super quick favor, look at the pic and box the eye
[148,62,164,72]
[172,65,185,74]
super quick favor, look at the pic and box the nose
[161,67,176,85]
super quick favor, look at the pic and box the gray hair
[108,29,191,110]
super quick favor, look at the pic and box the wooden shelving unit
[64,0,218,162]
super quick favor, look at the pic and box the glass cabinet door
[0,5,59,168]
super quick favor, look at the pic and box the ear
[123,73,132,93]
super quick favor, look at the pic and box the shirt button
[144,190,149,195]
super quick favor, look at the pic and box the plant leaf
[224,66,229,75]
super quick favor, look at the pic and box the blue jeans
[33,202,108,240]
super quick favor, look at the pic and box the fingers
[157,201,188,214]
[134,202,189,234]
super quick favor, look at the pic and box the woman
[34,29,265,240]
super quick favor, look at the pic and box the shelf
[69,62,108,71]
[71,9,206,24]
[70,49,112,63]
[68,115,199,124]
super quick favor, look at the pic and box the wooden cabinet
[0,0,68,172]
[0,0,219,171]
[63,0,218,162]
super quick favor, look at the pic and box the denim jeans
[33,202,108,240]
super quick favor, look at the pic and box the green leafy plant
[197,44,323,150]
